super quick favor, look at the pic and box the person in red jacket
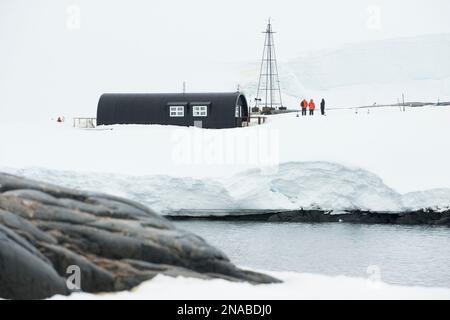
[308,99,315,116]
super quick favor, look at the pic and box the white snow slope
[241,34,450,108]
[53,272,450,300]
[2,105,450,213]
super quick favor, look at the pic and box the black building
[97,92,249,129]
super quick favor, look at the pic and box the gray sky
[1,0,449,119]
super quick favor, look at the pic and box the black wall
[97,92,248,129]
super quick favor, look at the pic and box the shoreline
[167,209,450,226]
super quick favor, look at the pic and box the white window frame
[192,105,208,117]
[169,106,184,117]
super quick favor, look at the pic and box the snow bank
[224,162,403,212]
[403,189,450,211]
[2,167,235,214]
[5,161,450,214]
[52,271,450,300]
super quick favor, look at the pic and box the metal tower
[255,20,283,110]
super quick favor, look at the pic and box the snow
[241,34,450,108]
[2,29,450,122]
[224,162,403,212]
[1,106,449,191]
[4,161,448,214]
[1,105,450,213]
[269,106,450,194]
[52,271,450,300]
[402,189,450,210]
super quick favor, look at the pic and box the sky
[0,0,449,120]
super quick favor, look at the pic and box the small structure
[97,92,249,129]
[73,117,96,128]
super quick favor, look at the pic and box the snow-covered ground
[53,271,450,300]
[1,105,450,213]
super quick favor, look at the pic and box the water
[174,221,450,288]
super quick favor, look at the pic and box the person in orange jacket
[308,99,315,116]
[301,99,308,116]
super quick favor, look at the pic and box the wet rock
[0,172,279,300]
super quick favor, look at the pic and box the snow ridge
[5,162,450,215]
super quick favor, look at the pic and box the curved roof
[98,92,246,108]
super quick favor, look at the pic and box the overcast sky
[1,0,449,119]
[2,0,449,59]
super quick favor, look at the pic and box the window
[192,105,208,117]
[169,106,184,117]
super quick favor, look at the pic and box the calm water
[174,221,450,288]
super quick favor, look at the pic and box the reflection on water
[175,221,450,288]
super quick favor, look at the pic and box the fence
[73,117,96,129]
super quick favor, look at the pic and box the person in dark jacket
[320,98,326,116]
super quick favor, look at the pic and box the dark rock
[0,225,69,300]
[0,172,279,299]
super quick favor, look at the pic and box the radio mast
[255,19,283,110]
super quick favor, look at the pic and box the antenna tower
[255,19,283,110]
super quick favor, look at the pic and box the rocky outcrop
[170,209,450,226]
[0,173,279,300]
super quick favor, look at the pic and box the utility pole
[255,19,283,111]
[402,93,405,112]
